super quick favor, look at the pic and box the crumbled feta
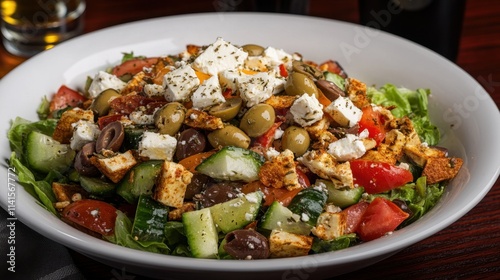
[265,147,280,160]
[162,64,200,102]
[129,109,154,125]
[290,93,324,127]
[324,96,362,128]
[88,71,127,98]
[143,84,165,97]
[70,120,100,150]
[274,127,284,139]
[191,75,225,109]
[328,134,367,161]
[263,46,293,67]
[238,71,277,107]
[138,131,177,161]
[218,69,241,93]
[192,37,248,76]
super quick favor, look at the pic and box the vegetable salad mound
[8,37,463,259]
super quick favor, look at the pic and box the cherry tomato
[62,199,117,236]
[49,85,87,112]
[350,160,413,194]
[358,105,386,145]
[356,197,409,241]
[342,201,369,234]
[112,57,159,77]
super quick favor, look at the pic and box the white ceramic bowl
[1,13,499,280]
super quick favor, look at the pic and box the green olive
[154,102,186,136]
[284,72,319,98]
[292,60,324,81]
[90,89,121,117]
[239,104,276,137]
[241,44,265,56]
[208,97,243,121]
[207,125,250,149]
[281,126,310,157]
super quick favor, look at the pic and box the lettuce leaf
[8,117,58,157]
[367,84,440,145]
[311,233,358,254]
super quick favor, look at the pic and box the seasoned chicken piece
[298,149,354,188]
[168,202,196,221]
[153,161,193,208]
[305,116,331,140]
[386,116,421,146]
[120,71,146,95]
[312,211,347,241]
[361,129,406,165]
[52,108,94,144]
[184,108,224,131]
[346,77,369,109]
[259,149,301,191]
[269,230,313,258]
[311,131,338,150]
[422,157,463,184]
[91,150,138,183]
[403,143,447,167]
[265,95,297,110]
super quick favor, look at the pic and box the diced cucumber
[116,160,162,204]
[288,188,328,226]
[195,146,265,182]
[259,201,312,235]
[122,127,145,151]
[23,130,75,174]
[210,191,263,233]
[316,179,365,208]
[131,194,170,243]
[79,176,116,197]
[182,207,219,259]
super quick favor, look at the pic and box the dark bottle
[359,0,466,61]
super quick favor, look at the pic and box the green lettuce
[8,117,58,157]
[311,233,358,254]
[367,84,440,145]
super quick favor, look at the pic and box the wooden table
[2,0,499,279]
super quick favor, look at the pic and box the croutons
[404,144,447,167]
[298,149,354,188]
[361,129,406,165]
[120,71,146,95]
[269,230,313,258]
[91,150,137,183]
[52,108,94,144]
[265,95,297,110]
[259,149,301,191]
[346,77,369,109]
[422,157,463,184]
[184,108,224,131]
[153,161,193,208]
[168,202,196,221]
[312,211,347,241]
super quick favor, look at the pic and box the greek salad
[8,37,463,259]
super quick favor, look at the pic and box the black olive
[392,199,413,216]
[198,182,242,208]
[96,121,124,153]
[315,79,346,101]
[74,142,100,176]
[175,128,207,161]
[224,229,270,260]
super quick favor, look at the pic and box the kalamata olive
[208,97,243,121]
[392,199,413,216]
[239,104,276,137]
[175,128,207,161]
[329,123,360,138]
[184,173,210,200]
[315,79,345,101]
[284,72,319,98]
[241,44,265,56]
[154,102,186,136]
[281,126,310,156]
[223,229,270,260]
[292,60,324,80]
[207,125,250,149]
[96,121,124,153]
[198,181,242,208]
[89,89,121,117]
[74,142,100,176]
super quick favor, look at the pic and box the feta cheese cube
[191,75,225,109]
[238,71,277,107]
[324,96,362,128]
[91,150,137,183]
[290,93,324,127]
[312,212,347,241]
[70,120,100,150]
[218,69,241,93]
[328,134,367,161]
[129,110,154,125]
[263,46,293,67]
[88,71,127,98]
[153,161,193,208]
[138,131,177,161]
[192,37,248,76]
[143,84,165,97]
[162,64,200,102]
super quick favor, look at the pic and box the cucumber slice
[122,127,145,151]
[132,194,169,243]
[182,207,218,259]
[23,130,75,174]
[116,160,162,204]
[195,146,264,182]
[288,188,328,226]
[210,191,263,233]
[317,179,364,208]
[259,201,312,235]
[79,176,116,197]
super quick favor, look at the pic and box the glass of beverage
[1,0,85,57]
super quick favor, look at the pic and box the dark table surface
[1,0,499,279]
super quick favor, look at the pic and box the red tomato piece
[62,199,117,236]
[350,160,413,194]
[358,105,386,145]
[296,168,311,188]
[112,57,159,77]
[343,201,369,234]
[356,197,409,241]
[49,85,87,112]
[252,121,282,149]
[97,114,124,130]
[279,64,288,78]
[109,95,155,114]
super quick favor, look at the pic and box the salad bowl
[0,12,499,279]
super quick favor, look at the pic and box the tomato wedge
[350,160,413,194]
[358,105,386,145]
[62,199,117,236]
[49,85,87,112]
[112,57,159,77]
[356,197,409,241]
[342,201,369,234]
